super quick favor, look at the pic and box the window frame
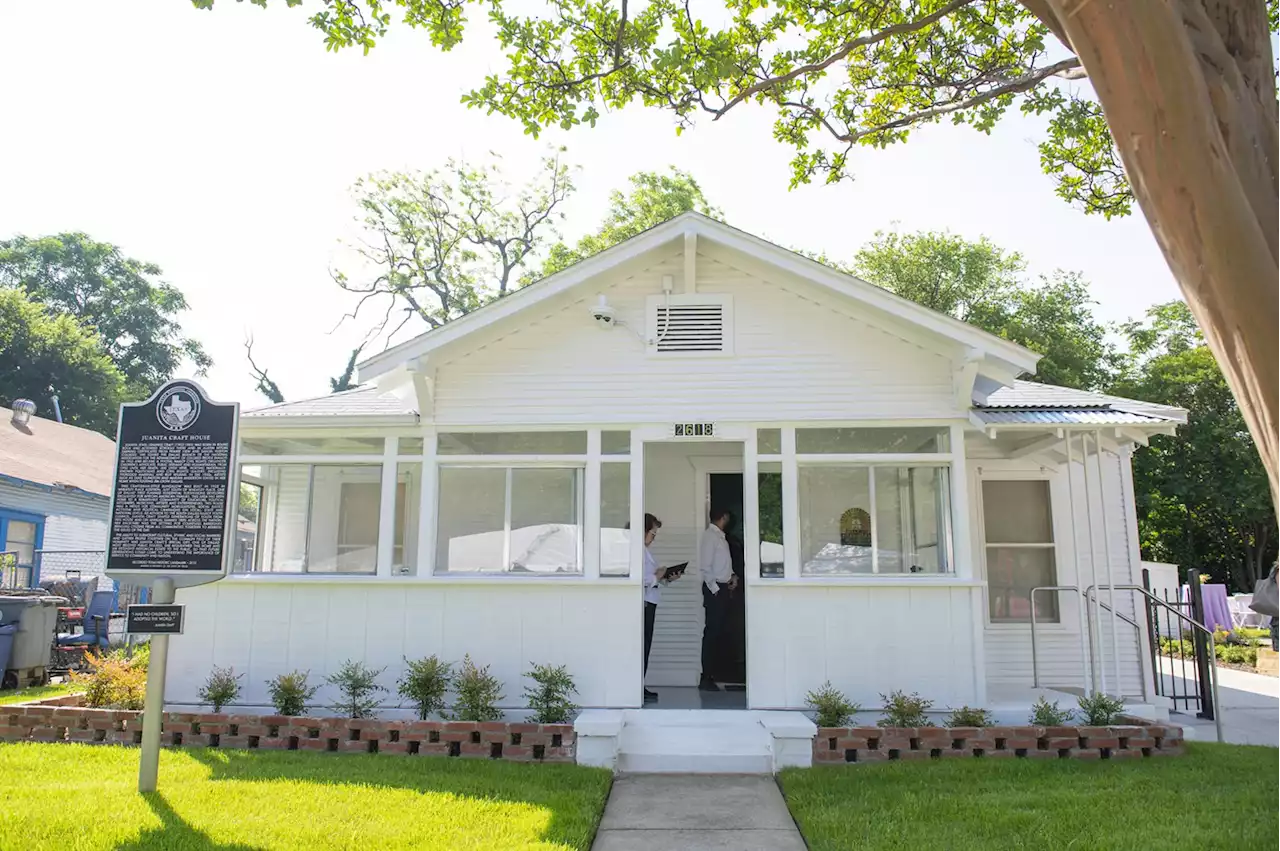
[231,422,974,587]
[0,508,46,586]
[434,460,587,577]
[976,468,1077,631]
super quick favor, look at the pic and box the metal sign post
[104,379,239,794]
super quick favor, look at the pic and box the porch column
[416,429,438,576]
[584,430,601,580]
[781,427,800,581]
[950,423,986,707]
[629,431,645,583]
[743,428,760,584]
[376,436,399,577]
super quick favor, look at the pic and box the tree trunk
[1037,0,1279,506]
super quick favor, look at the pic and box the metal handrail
[1085,584,1223,744]
[1030,586,1149,709]
[1029,585,1080,690]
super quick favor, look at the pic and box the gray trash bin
[0,595,67,688]
[0,623,17,685]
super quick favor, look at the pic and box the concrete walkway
[1169,664,1279,747]
[591,774,805,851]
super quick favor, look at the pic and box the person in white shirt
[698,507,737,691]
[641,513,681,702]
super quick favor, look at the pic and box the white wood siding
[747,585,981,709]
[0,482,108,554]
[430,250,956,425]
[976,448,1146,698]
[167,580,641,711]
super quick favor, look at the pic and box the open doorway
[640,441,747,710]
[708,472,746,690]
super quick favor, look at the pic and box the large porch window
[234,423,963,583]
[797,465,951,575]
[234,445,419,575]
[436,466,584,574]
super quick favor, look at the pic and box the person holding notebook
[640,513,685,702]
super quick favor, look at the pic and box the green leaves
[853,229,1115,390]
[336,150,574,334]
[0,288,126,436]
[537,167,719,278]
[1112,302,1276,592]
[0,233,211,404]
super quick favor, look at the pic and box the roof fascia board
[358,218,688,382]
[687,216,1040,374]
[695,241,959,361]
[240,414,420,429]
[0,471,109,500]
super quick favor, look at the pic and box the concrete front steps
[575,709,816,773]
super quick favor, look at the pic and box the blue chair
[55,590,114,653]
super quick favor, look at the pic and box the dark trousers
[701,583,730,680]
[643,601,657,676]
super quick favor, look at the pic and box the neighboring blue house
[0,399,115,586]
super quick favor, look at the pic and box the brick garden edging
[813,721,1184,764]
[0,699,575,763]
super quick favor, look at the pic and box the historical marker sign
[105,379,240,588]
[126,604,185,635]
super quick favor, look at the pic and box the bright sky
[0,0,1182,408]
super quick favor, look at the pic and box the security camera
[591,295,616,329]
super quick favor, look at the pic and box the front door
[708,473,746,688]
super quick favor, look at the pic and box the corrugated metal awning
[973,408,1168,426]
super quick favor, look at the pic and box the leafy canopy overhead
[193,0,1135,218]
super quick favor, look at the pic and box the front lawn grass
[0,743,612,850]
[779,743,1277,850]
[0,681,80,705]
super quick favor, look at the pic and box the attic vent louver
[647,294,733,355]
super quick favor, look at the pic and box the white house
[0,401,114,587]
[166,213,1184,724]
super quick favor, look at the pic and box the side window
[982,480,1058,623]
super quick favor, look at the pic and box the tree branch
[714,0,981,120]
[837,56,1084,142]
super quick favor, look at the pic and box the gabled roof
[357,211,1041,383]
[242,385,419,426]
[0,413,115,498]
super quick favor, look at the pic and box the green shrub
[267,670,320,717]
[878,690,934,727]
[946,706,994,728]
[1029,696,1075,726]
[198,666,243,713]
[451,655,504,722]
[804,681,861,728]
[325,660,387,719]
[398,655,453,720]
[1077,692,1125,725]
[1219,644,1258,666]
[1161,635,1260,666]
[523,663,579,724]
[71,650,147,710]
